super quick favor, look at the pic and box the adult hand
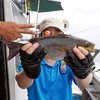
[64,46,95,79]
[19,43,47,79]
[0,22,36,40]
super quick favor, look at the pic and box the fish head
[70,36,96,52]
[51,34,96,52]
[78,41,95,52]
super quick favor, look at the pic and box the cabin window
[12,0,27,13]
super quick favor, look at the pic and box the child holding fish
[15,18,95,100]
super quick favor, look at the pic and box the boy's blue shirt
[19,59,75,100]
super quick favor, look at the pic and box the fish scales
[1,34,96,60]
[29,35,95,60]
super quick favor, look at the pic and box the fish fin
[90,49,100,59]
[1,40,22,61]
[51,34,70,38]
[56,34,70,36]
[28,37,41,43]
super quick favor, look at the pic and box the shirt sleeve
[17,63,24,73]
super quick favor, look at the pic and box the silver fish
[1,34,98,61]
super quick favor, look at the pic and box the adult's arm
[0,21,36,40]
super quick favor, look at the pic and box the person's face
[41,27,63,36]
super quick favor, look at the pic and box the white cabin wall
[3,0,28,100]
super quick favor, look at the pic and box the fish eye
[84,42,90,47]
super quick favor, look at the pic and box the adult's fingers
[18,29,36,34]
[17,23,36,34]
[14,34,23,39]
[18,23,35,29]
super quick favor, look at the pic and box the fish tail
[91,49,100,59]
[1,40,22,61]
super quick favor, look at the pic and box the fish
[1,34,99,61]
